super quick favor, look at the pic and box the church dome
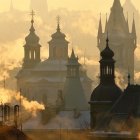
[90,84,122,103]
[51,27,66,39]
[25,20,40,45]
[101,38,114,59]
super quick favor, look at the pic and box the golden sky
[0,0,139,13]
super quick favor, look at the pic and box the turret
[63,49,88,111]
[89,36,122,129]
[100,36,115,84]
[23,10,41,69]
[48,17,69,60]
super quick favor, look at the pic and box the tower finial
[30,10,35,24]
[106,31,109,46]
[57,15,61,32]
[128,73,131,86]
[29,10,35,32]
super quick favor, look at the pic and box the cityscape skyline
[0,0,139,13]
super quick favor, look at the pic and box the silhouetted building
[16,16,92,107]
[97,0,137,84]
[89,37,122,129]
[40,49,89,127]
[23,15,41,69]
[0,125,31,140]
[89,38,140,139]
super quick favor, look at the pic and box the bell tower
[89,37,122,129]
[100,37,115,84]
[23,11,41,69]
[48,17,69,61]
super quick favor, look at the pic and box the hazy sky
[0,0,140,13]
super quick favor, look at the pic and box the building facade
[16,17,92,106]
[89,37,122,129]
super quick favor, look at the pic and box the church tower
[97,0,137,84]
[63,49,88,111]
[48,17,69,61]
[89,37,122,129]
[23,11,41,69]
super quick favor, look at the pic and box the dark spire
[68,49,80,66]
[98,13,102,37]
[128,73,131,86]
[132,13,136,37]
[57,16,61,32]
[71,48,76,59]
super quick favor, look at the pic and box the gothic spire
[132,13,136,37]
[107,0,129,34]
[71,48,76,58]
[126,12,129,32]
[112,0,122,10]
[57,16,61,32]
[105,13,108,33]
[98,13,102,37]
[128,73,131,86]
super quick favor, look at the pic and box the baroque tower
[48,17,69,60]
[89,37,122,129]
[23,11,41,69]
[97,0,137,84]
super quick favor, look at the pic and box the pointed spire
[101,33,114,59]
[57,16,61,32]
[106,31,109,48]
[128,73,131,86]
[98,13,102,37]
[30,10,35,33]
[126,12,129,32]
[105,13,108,33]
[71,48,76,58]
[132,13,136,37]
[112,0,122,10]
[10,0,14,11]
